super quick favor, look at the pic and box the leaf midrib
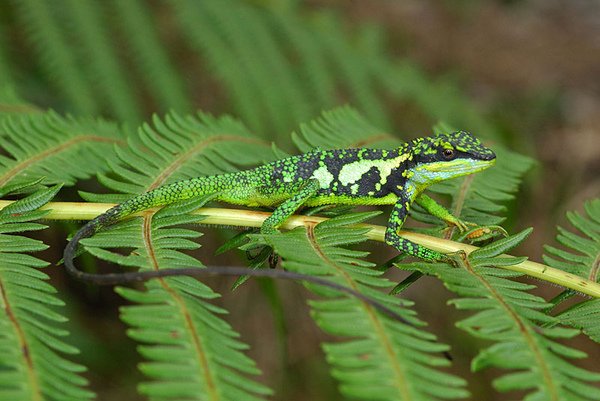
[0,270,43,401]
[142,214,220,401]
[462,257,560,400]
[0,134,121,187]
[305,224,413,400]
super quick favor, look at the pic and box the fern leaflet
[544,198,600,344]
[79,111,277,400]
[61,0,142,123]
[111,0,193,114]
[406,230,600,401]
[12,0,100,115]
[0,181,94,401]
[0,109,122,188]
[257,212,469,401]
[82,195,272,400]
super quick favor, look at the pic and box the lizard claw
[441,218,476,234]
[452,219,477,233]
[457,225,508,242]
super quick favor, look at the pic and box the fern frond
[313,14,392,129]
[257,212,469,401]
[543,198,600,343]
[82,195,272,400]
[0,25,14,90]
[13,0,100,115]
[59,0,142,123]
[544,199,600,280]
[0,111,122,188]
[0,181,94,401]
[292,106,402,151]
[79,112,279,399]
[81,111,273,203]
[173,0,264,133]
[267,9,337,110]
[369,58,499,139]
[556,299,600,343]
[215,0,312,129]
[174,0,311,136]
[0,87,43,119]
[407,230,600,401]
[111,0,192,114]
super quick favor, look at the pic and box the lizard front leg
[415,193,472,232]
[415,193,507,241]
[386,197,445,261]
[261,179,320,234]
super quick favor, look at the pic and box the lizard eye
[442,149,455,160]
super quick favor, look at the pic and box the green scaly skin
[64,130,496,282]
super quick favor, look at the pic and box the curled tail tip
[63,219,100,272]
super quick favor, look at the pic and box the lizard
[63,130,496,316]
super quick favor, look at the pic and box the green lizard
[64,130,495,287]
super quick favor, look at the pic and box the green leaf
[262,213,469,401]
[556,299,600,343]
[0,111,122,188]
[406,231,600,401]
[543,198,600,344]
[83,111,274,202]
[470,227,533,260]
[0,181,94,400]
[0,184,62,217]
[293,106,401,152]
[544,199,600,279]
[83,113,275,400]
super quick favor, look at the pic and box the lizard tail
[63,175,232,281]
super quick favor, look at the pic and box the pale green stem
[4,200,599,299]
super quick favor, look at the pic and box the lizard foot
[457,225,508,243]
[444,219,477,233]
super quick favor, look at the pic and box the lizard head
[406,130,496,188]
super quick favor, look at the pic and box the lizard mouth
[408,158,496,187]
[424,158,496,175]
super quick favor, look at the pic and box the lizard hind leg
[234,179,319,289]
[260,179,320,234]
[386,199,446,261]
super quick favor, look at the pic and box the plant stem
[3,200,599,299]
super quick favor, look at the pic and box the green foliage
[111,0,193,114]
[258,212,468,400]
[12,0,100,115]
[0,108,121,188]
[544,199,600,344]
[79,111,274,204]
[84,195,271,401]
[0,182,94,401]
[406,230,600,401]
[0,1,598,400]
[79,113,276,400]
[544,199,600,282]
[4,0,497,139]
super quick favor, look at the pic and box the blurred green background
[0,0,598,399]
